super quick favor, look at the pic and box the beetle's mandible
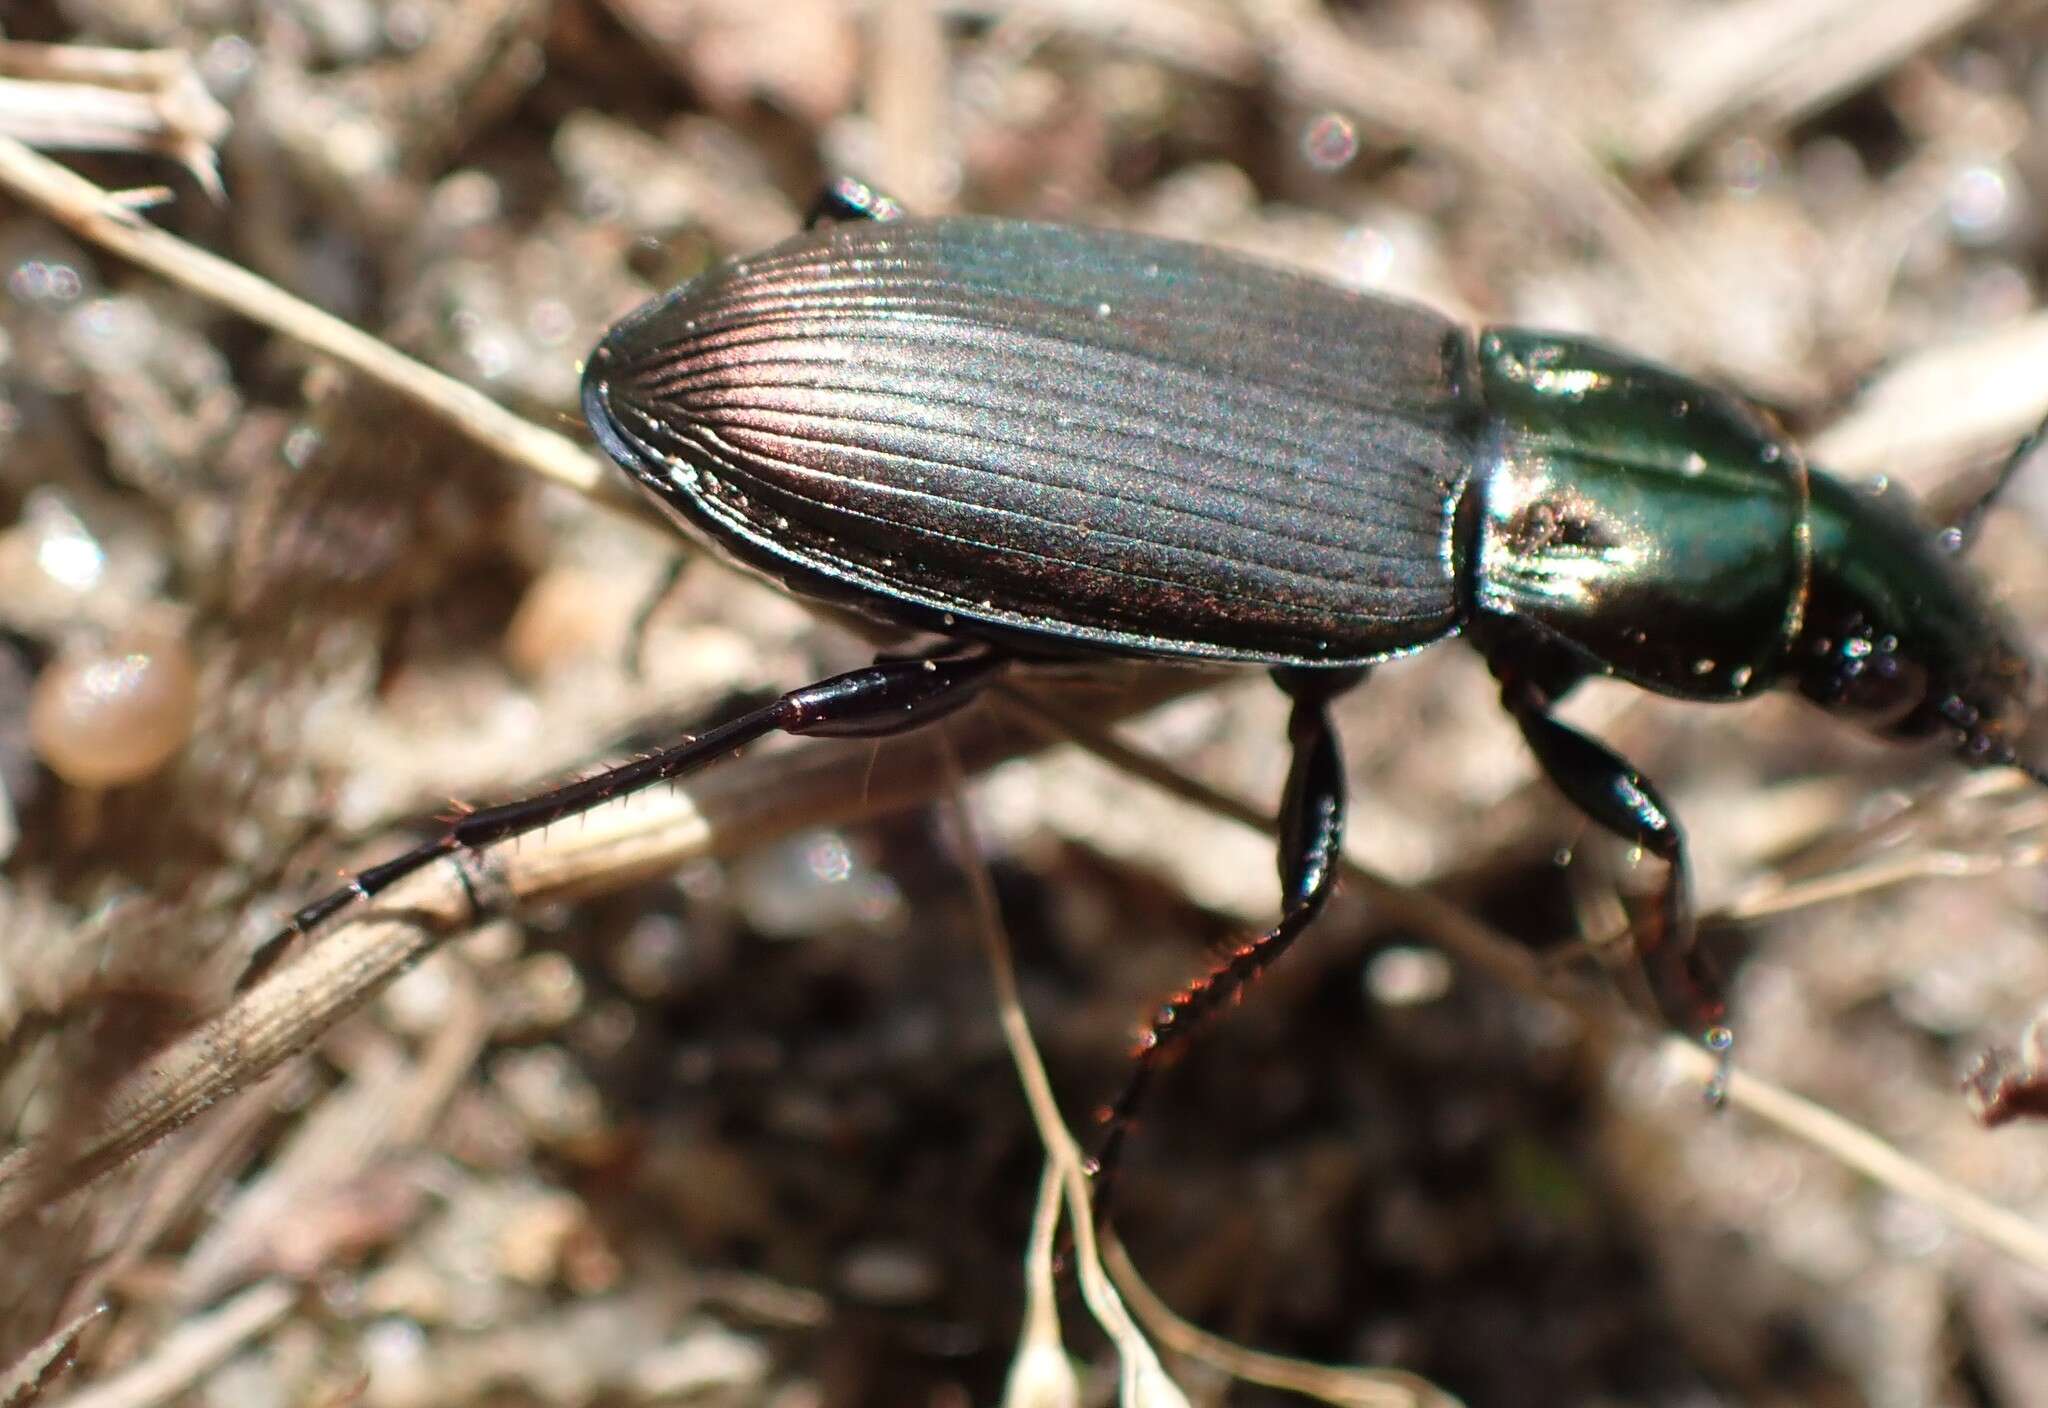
[275,181,2046,1197]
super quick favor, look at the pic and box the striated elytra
[265,183,2044,1208]
[585,214,1469,667]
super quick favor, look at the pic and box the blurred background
[3,2,2048,1404]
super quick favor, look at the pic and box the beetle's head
[1791,470,2037,772]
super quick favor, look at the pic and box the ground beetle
[271,178,2045,1197]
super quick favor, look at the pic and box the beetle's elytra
[585,213,1470,667]
[271,182,2042,1201]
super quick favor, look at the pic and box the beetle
[265,179,2044,1197]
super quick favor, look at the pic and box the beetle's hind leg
[1088,666,1366,1218]
[241,649,1008,988]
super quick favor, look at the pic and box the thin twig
[1002,1163,1080,1408]
[935,735,1190,1407]
[0,1307,102,1407]
[1661,1037,2048,1270]
[0,39,228,195]
[0,135,636,514]
[1721,844,2045,923]
[1102,1239,1463,1408]
[50,1280,295,1408]
[1617,0,2000,170]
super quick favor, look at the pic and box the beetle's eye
[1829,633,1929,730]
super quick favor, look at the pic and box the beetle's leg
[1500,677,1728,1045]
[242,650,1006,988]
[805,175,906,227]
[1088,666,1365,1217]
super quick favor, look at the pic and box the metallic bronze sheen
[584,216,1474,665]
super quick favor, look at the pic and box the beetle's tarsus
[1702,1025,1736,1108]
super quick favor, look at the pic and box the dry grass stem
[936,741,1191,1407]
[0,679,1202,1227]
[0,40,227,194]
[49,1280,295,1408]
[1102,1238,1466,1408]
[1662,1036,2048,1272]
[1620,0,2001,170]
[0,135,632,513]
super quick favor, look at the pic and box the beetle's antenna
[1971,724,2048,791]
[1948,405,2048,550]
[1938,698,2047,789]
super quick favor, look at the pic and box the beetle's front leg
[1499,676,1729,1050]
[1088,666,1366,1215]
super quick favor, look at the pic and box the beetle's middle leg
[1088,666,1367,1214]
